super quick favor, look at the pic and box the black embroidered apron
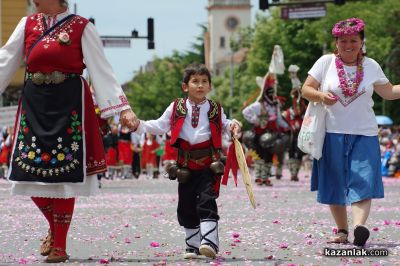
[10,77,85,183]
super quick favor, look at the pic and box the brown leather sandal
[327,229,349,244]
[40,230,54,256]
[45,247,69,263]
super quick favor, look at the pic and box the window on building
[220,37,225,48]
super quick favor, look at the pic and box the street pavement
[0,169,400,266]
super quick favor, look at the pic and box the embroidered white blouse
[135,99,237,145]
[0,10,131,118]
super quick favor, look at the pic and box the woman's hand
[319,92,338,105]
[120,109,139,131]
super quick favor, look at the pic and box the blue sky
[69,0,262,84]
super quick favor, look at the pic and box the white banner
[0,105,18,128]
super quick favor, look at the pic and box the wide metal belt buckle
[31,72,45,85]
[51,71,66,84]
[31,71,66,85]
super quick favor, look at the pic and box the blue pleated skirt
[311,133,384,206]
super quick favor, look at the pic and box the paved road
[0,170,399,265]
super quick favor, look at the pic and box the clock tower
[205,0,251,75]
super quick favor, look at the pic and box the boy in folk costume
[242,73,290,186]
[283,65,307,181]
[134,63,241,259]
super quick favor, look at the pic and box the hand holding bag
[297,54,333,160]
[297,102,327,160]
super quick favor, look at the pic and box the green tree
[126,0,400,123]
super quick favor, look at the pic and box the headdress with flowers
[332,18,365,37]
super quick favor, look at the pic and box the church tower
[205,0,251,75]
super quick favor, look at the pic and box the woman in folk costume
[242,73,290,186]
[282,64,307,181]
[0,0,138,262]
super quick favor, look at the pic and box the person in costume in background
[118,125,134,178]
[0,126,13,179]
[162,132,178,178]
[130,131,142,178]
[242,73,290,186]
[140,133,160,179]
[103,123,119,179]
[0,0,138,262]
[302,18,400,247]
[282,64,307,181]
[272,94,288,180]
[134,63,241,259]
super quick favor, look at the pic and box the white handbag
[297,102,327,160]
[297,54,333,160]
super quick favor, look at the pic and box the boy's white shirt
[135,99,239,145]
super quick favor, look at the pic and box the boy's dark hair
[182,63,212,84]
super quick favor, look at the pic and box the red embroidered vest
[25,13,88,73]
[170,98,222,149]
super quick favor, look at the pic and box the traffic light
[259,0,269,10]
[147,18,155,49]
[335,0,346,5]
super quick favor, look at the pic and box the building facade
[205,0,251,75]
[0,0,30,105]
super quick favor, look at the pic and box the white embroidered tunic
[135,99,235,144]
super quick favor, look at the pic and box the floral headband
[332,18,365,37]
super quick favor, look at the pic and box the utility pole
[229,49,234,118]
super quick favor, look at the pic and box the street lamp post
[88,17,155,50]
[229,48,234,118]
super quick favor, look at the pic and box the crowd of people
[1,0,400,262]
[379,125,400,177]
